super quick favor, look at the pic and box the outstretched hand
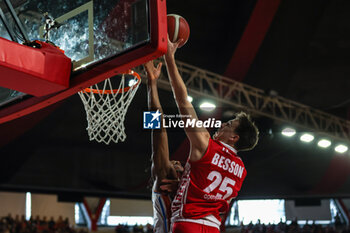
[165,35,183,60]
[144,60,163,82]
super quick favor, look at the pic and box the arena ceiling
[0,0,350,200]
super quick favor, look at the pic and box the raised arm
[144,60,177,191]
[164,38,210,162]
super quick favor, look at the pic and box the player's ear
[230,134,239,144]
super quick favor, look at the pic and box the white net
[78,71,141,144]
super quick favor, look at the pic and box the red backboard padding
[0,0,166,124]
[0,38,71,97]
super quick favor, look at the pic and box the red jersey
[171,138,247,229]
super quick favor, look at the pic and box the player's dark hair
[233,112,259,151]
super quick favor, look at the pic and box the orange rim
[83,70,141,94]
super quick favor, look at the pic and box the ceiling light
[300,133,314,143]
[281,128,296,137]
[318,139,331,148]
[200,102,216,111]
[187,95,193,103]
[335,145,348,154]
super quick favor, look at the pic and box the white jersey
[152,189,172,233]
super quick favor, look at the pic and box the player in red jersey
[163,37,259,233]
[144,60,184,233]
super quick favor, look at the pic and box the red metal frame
[83,198,107,231]
[224,0,281,81]
[0,0,167,124]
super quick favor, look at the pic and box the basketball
[167,14,190,48]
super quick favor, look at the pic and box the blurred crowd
[0,214,154,233]
[240,219,350,233]
[3,213,350,233]
[114,223,153,233]
[0,214,87,233]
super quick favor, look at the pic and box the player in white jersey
[144,60,184,233]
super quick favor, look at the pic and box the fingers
[174,39,183,49]
[166,34,183,58]
[167,34,171,43]
[160,179,179,185]
[167,35,182,48]
[159,184,173,192]
[145,60,153,65]
[144,60,162,80]
[159,178,180,194]
[156,62,163,72]
[143,60,153,73]
[160,178,174,184]
[145,60,154,67]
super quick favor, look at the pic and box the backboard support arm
[0,7,17,41]
[1,0,30,42]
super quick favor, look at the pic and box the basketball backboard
[0,0,167,123]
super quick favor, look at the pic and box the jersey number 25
[203,171,236,200]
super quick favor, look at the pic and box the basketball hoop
[78,70,141,145]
